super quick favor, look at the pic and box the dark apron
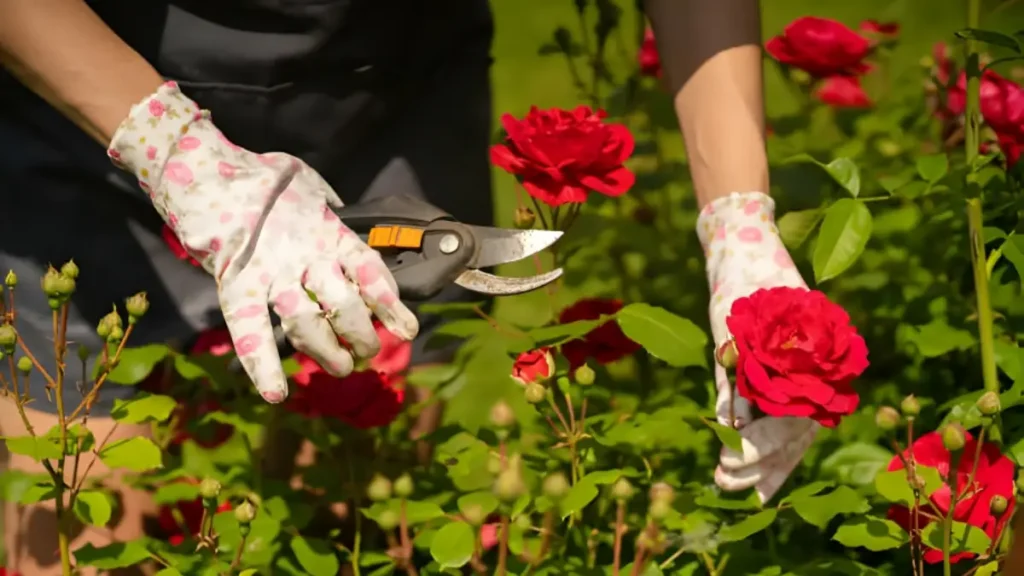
[0,0,495,415]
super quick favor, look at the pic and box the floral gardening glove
[108,82,419,403]
[697,191,819,502]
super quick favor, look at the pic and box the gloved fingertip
[379,305,420,342]
[714,465,761,492]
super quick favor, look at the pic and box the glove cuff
[696,191,777,253]
[106,81,212,193]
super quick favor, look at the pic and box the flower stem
[612,501,625,576]
[963,0,1002,439]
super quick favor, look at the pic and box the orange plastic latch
[367,226,424,249]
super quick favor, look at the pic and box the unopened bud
[125,292,150,322]
[234,500,256,525]
[377,509,399,530]
[977,391,1001,416]
[542,473,570,500]
[875,406,901,431]
[900,395,921,418]
[649,482,675,504]
[4,270,16,288]
[108,325,124,344]
[16,356,31,374]
[77,345,90,363]
[462,504,486,525]
[908,472,928,492]
[574,364,595,386]
[96,309,122,340]
[942,423,966,452]
[367,475,393,502]
[649,499,672,520]
[489,401,516,428]
[60,260,80,280]
[514,206,536,229]
[611,478,634,501]
[199,478,222,500]
[716,341,738,370]
[991,495,1009,516]
[524,382,546,404]
[393,474,414,498]
[40,268,63,298]
[495,466,526,502]
[0,324,17,353]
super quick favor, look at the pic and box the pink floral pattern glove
[697,191,819,502]
[107,82,419,403]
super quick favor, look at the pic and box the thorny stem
[52,305,73,576]
[612,501,626,576]
[68,324,135,422]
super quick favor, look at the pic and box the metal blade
[453,268,563,296]
[467,226,563,268]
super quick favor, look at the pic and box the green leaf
[290,536,340,576]
[156,569,185,576]
[975,561,1001,576]
[98,437,163,471]
[73,490,114,527]
[5,434,63,461]
[1000,235,1024,280]
[832,516,908,551]
[955,28,1022,53]
[110,392,177,423]
[777,209,825,249]
[905,320,976,358]
[789,486,869,529]
[153,481,201,505]
[362,499,445,526]
[780,481,834,505]
[695,489,761,510]
[915,154,949,183]
[429,521,475,568]
[457,491,500,518]
[73,541,151,569]
[560,478,600,518]
[95,344,170,385]
[995,340,1024,382]
[407,363,461,390]
[615,303,708,369]
[921,521,992,555]
[717,509,778,543]
[873,467,943,506]
[783,155,861,197]
[820,443,893,486]
[812,199,873,283]
[701,418,743,453]
[514,319,605,351]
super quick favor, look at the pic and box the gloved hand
[697,191,819,503]
[107,82,419,403]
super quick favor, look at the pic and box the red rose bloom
[765,17,871,77]
[169,327,236,448]
[726,287,868,427]
[887,431,1016,564]
[511,347,555,385]
[638,28,661,78]
[490,106,635,207]
[157,483,232,545]
[162,224,201,267]
[815,76,872,108]
[287,356,404,428]
[558,298,640,369]
[858,19,900,38]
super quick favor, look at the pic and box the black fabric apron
[0,0,495,415]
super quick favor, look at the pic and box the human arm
[0,0,164,144]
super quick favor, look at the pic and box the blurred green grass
[487,0,1024,323]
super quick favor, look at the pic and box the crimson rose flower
[157,483,232,545]
[367,320,413,376]
[638,28,661,78]
[169,327,236,448]
[490,106,635,207]
[765,17,871,77]
[511,347,555,385]
[558,298,640,369]
[815,76,872,108]
[162,224,201,267]
[887,431,1015,564]
[726,287,868,427]
[287,357,404,428]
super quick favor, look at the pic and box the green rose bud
[199,478,222,500]
[977,391,1001,416]
[60,260,80,280]
[990,495,1009,516]
[875,406,901,431]
[513,206,536,230]
[649,482,675,504]
[462,504,486,525]
[0,324,17,353]
[524,382,546,404]
[514,515,532,530]
[611,478,634,501]
[542,473,570,501]
[4,270,16,288]
[716,341,738,370]
[900,394,921,418]
[234,500,257,525]
[649,499,672,521]
[77,345,90,363]
[107,325,125,344]
[494,467,526,502]
[574,364,596,386]
[96,309,123,340]
[367,475,393,502]
[489,400,516,428]
[16,356,31,374]
[125,292,150,322]
[377,509,400,531]
[908,472,927,492]
[941,423,966,452]
[393,474,414,498]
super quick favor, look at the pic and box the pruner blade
[454,267,563,296]
[467,225,563,268]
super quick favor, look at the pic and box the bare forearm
[0,0,165,145]
[644,0,768,208]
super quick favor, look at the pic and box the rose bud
[393,474,414,498]
[367,475,393,502]
[976,391,1001,416]
[900,394,921,418]
[611,478,634,501]
[514,206,536,230]
[494,467,526,502]
[875,406,901,431]
[574,364,596,386]
[489,400,516,428]
[990,495,1009,516]
[125,292,150,322]
[941,423,966,452]
[715,341,738,370]
[524,382,546,404]
[4,270,16,288]
[542,473,570,501]
[0,324,17,353]
[60,260,80,280]
[16,356,32,374]
[511,348,555,386]
[198,478,222,501]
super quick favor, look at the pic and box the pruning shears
[335,194,563,300]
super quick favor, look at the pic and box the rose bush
[5,2,1024,576]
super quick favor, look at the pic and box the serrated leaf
[615,303,708,369]
[832,516,908,551]
[813,199,873,283]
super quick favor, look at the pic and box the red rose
[191,327,235,357]
[887,431,1016,564]
[287,355,404,428]
[765,17,871,77]
[638,28,661,78]
[161,224,201,267]
[490,106,635,207]
[511,347,555,385]
[815,76,872,108]
[726,287,868,427]
[558,298,640,369]
[168,328,236,447]
[157,483,232,545]
[858,19,900,38]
